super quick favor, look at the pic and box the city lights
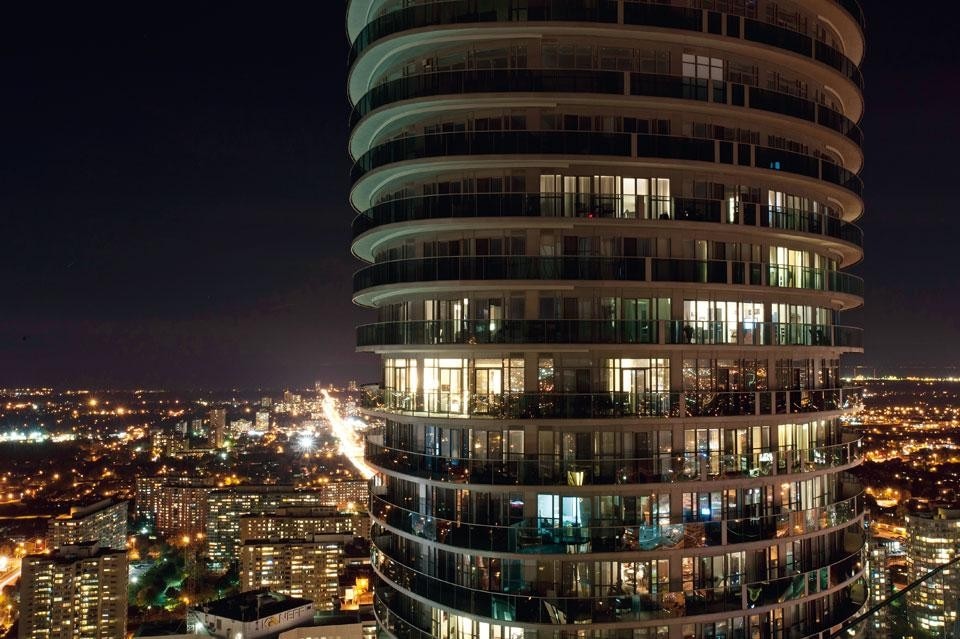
[320,390,374,479]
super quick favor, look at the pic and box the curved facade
[347,2,866,638]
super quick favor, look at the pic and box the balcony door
[438,366,463,414]
[621,367,652,414]
[473,362,503,414]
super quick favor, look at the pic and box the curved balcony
[351,194,864,259]
[352,68,619,129]
[352,256,865,303]
[348,1,863,92]
[350,0,617,67]
[350,131,864,200]
[370,491,863,556]
[372,536,865,626]
[357,319,863,349]
[834,0,865,33]
[373,581,867,639]
[363,387,863,420]
[350,69,862,148]
[367,439,863,487]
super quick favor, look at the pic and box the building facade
[240,507,370,542]
[135,476,164,522]
[317,479,370,510]
[48,499,128,551]
[206,485,328,569]
[153,479,216,537]
[240,534,352,611]
[904,505,960,638]
[277,617,377,639]
[209,408,227,448]
[19,542,128,639]
[347,1,866,638]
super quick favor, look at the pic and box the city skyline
[0,374,957,636]
[2,3,959,388]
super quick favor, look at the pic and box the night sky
[2,3,957,388]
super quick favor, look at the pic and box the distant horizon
[6,365,960,393]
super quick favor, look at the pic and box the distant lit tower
[348,2,866,638]
[904,504,960,637]
[208,408,227,448]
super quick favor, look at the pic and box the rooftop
[905,499,960,519]
[55,498,124,520]
[26,541,126,563]
[192,589,313,622]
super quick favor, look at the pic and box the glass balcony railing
[748,87,863,146]
[351,68,624,126]
[369,491,863,555]
[371,534,865,625]
[755,203,865,245]
[350,130,864,199]
[351,130,635,181]
[374,580,867,639]
[350,68,862,147]
[349,0,863,91]
[352,256,865,298]
[365,438,863,487]
[363,386,863,419]
[352,193,864,248]
[356,319,863,348]
[349,0,619,67]
[825,554,960,639]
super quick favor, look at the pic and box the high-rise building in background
[904,503,960,637]
[254,410,271,433]
[347,2,866,637]
[19,542,127,639]
[240,533,351,610]
[863,510,906,639]
[230,417,253,438]
[150,429,187,457]
[316,479,369,510]
[208,408,227,448]
[149,477,217,536]
[206,485,328,569]
[47,499,127,551]
[134,476,164,523]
